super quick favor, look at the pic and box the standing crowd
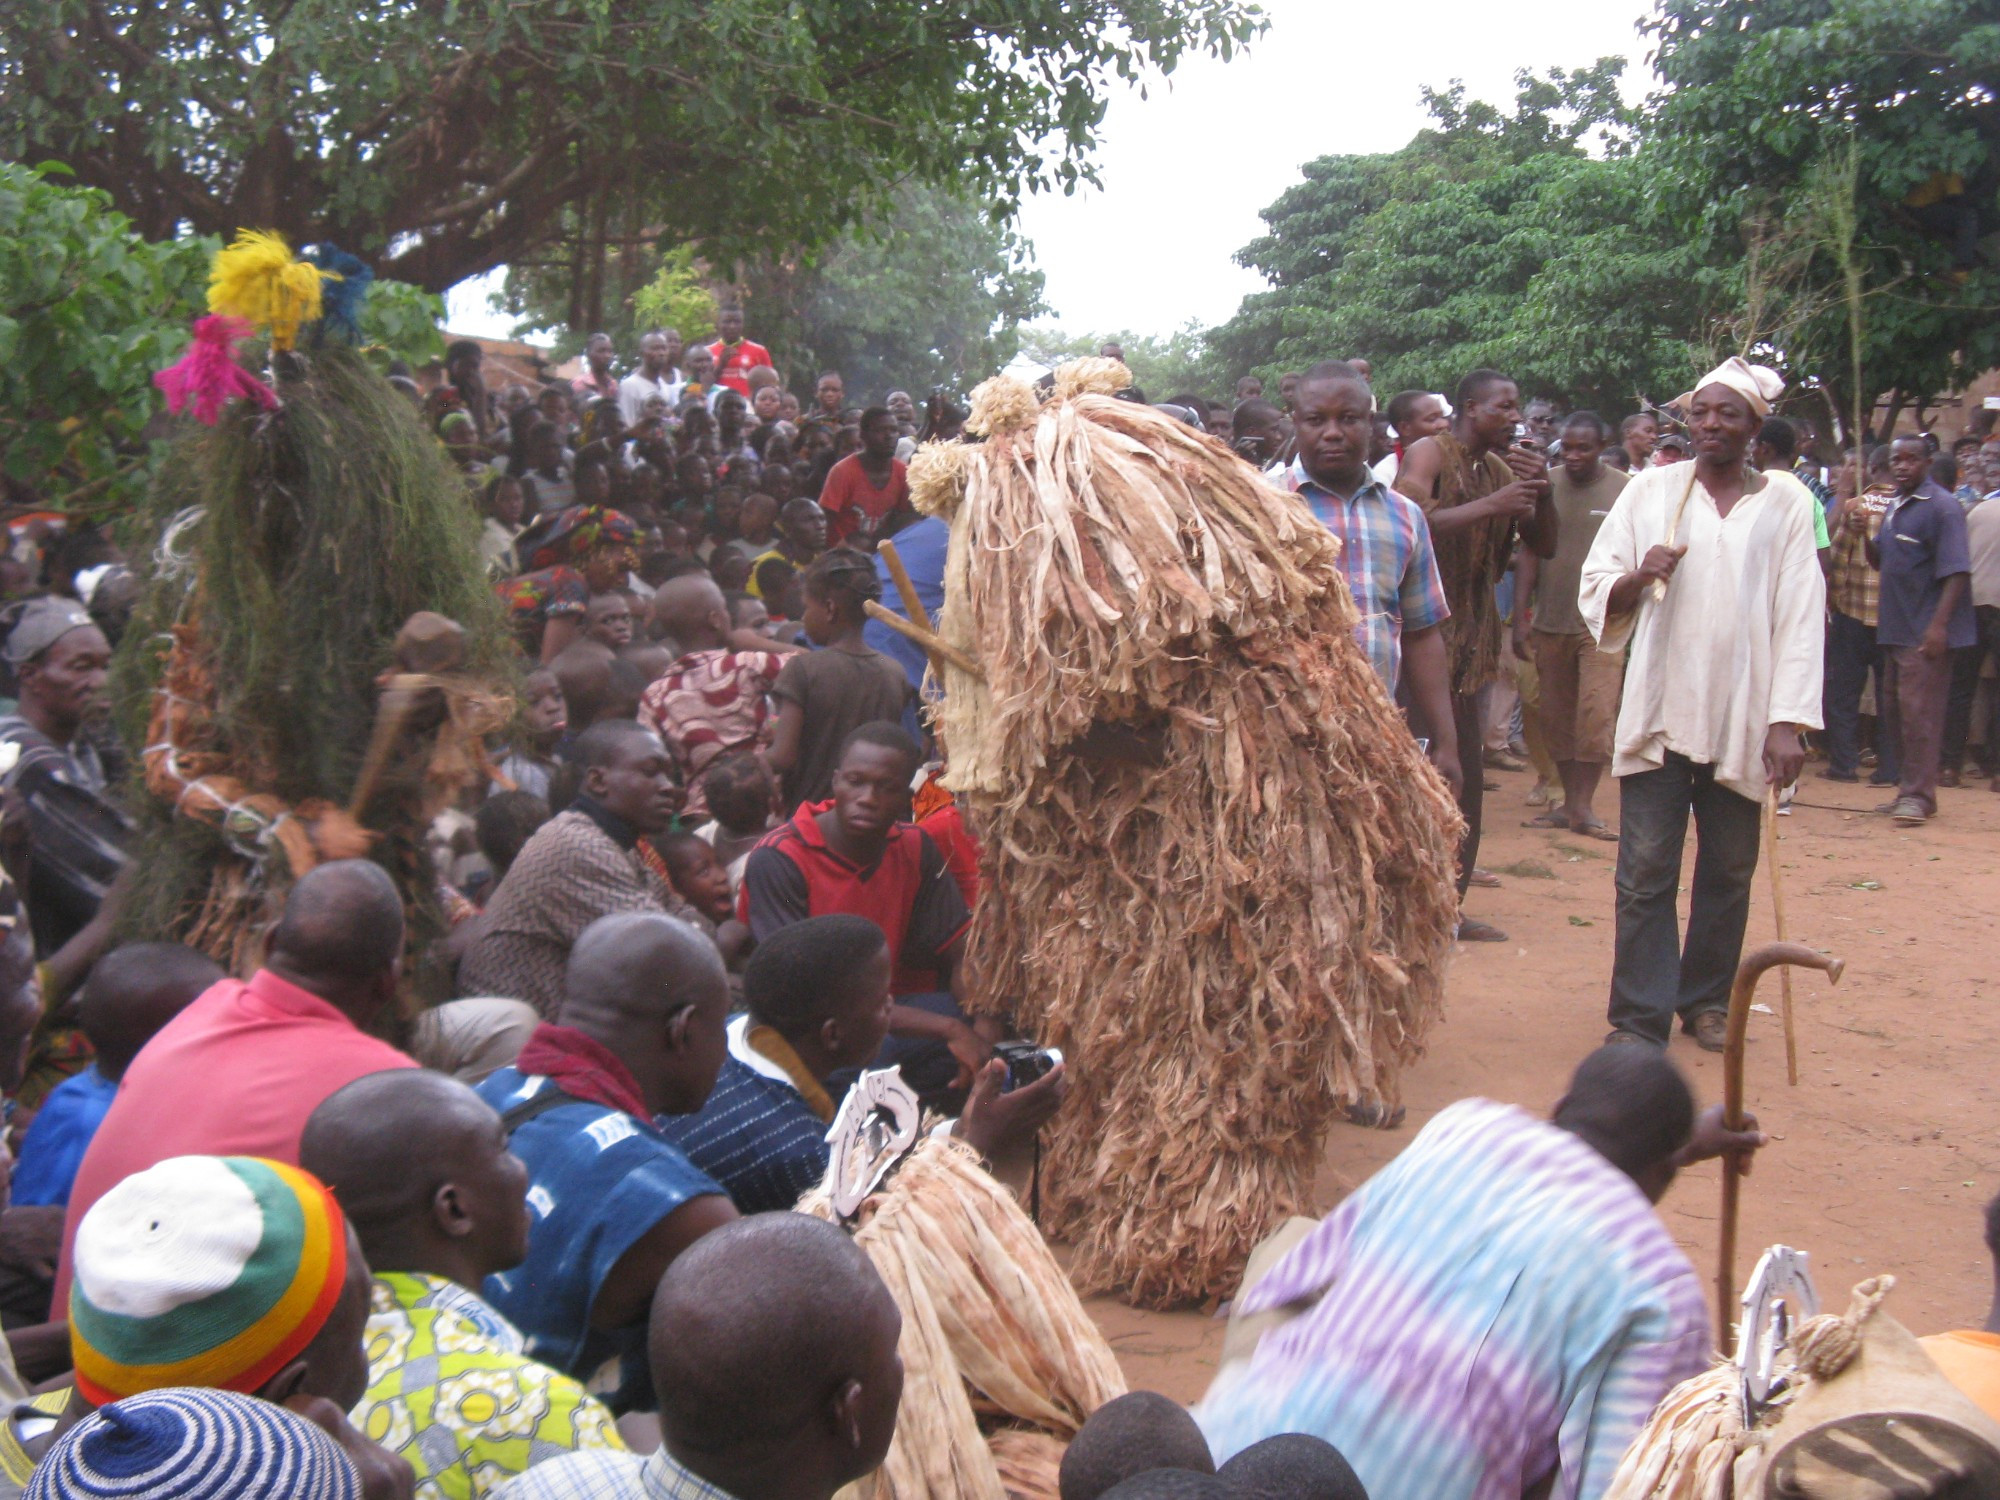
[0,322,1987,1500]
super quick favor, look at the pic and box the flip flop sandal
[1521,810,1568,829]
[1572,820,1620,841]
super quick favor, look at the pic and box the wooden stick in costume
[1717,942,1843,1354]
[910,359,1461,1307]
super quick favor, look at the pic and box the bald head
[651,574,729,651]
[651,1214,901,1471]
[562,912,729,1114]
[565,910,724,1026]
[267,861,403,1006]
[302,1069,495,1230]
[301,1067,529,1284]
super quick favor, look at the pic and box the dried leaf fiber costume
[802,1136,1127,1500]
[911,359,1461,1307]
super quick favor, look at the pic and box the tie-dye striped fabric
[1197,1099,1710,1500]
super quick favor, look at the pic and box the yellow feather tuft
[207,230,330,352]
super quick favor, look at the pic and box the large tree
[0,161,446,511]
[1,0,1262,299]
[1642,0,2000,435]
[500,184,1047,401]
[1206,64,1706,414]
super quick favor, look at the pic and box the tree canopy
[1,0,1263,299]
[1642,0,2000,434]
[0,162,445,512]
[1205,63,1705,416]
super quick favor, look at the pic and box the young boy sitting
[691,752,778,894]
[657,914,1064,1213]
[11,943,224,1209]
[492,667,566,802]
[654,830,751,971]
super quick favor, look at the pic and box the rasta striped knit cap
[68,1156,349,1407]
[26,1387,362,1499]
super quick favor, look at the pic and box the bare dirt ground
[1082,762,2000,1404]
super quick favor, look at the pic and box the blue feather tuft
[307,245,374,345]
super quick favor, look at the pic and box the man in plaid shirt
[1280,362,1460,801]
[1824,463,1896,785]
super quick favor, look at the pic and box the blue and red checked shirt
[1281,459,1450,692]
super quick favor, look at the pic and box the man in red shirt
[705,304,774,399]
[738,722,984,1098]
[56,859,417,1301]
[818,408,910,549]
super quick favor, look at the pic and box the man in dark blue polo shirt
[1868,433,1975,826]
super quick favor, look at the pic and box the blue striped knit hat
[26,1388,362,1499]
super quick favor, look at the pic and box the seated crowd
[0,327,1990,1500]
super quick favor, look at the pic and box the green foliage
[357,280,447,369]
[629,248,717,353]
[1,0,1267,297]
[0,163,211,509]
[1206,63,1705,415]
[0,159,447,514]
[746,185,1047,401]
[1017,323,1219,402]
[505,184,1046,401]
[113,346,515,982]
[1642,0,2000,428]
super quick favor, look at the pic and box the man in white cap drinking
[1579,358,1826,1050]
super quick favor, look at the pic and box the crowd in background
[0,322,1988,1500]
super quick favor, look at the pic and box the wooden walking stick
[1717,941,1844,1354]
[1762,788,1800,1085]
[1650,464,1702,603]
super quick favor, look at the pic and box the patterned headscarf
[516,505,639,573]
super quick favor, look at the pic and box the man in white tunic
[1580,359,1824,1050]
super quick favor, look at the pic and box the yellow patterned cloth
[355,1272,625,1499]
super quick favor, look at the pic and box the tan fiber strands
[804,1136,1127,1500]
[916,362,1462,1307]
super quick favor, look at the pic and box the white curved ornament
[825,1067,922,1221]
[1739,1244,1820,1422]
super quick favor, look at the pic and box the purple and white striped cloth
[1197,1098,1711,1500]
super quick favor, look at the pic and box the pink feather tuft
[153,315,280,425]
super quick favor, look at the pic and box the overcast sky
[448,0,1658,342]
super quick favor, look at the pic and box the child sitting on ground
[692,752,778,894]
[11,944,224,1210]
[491,667,566,802]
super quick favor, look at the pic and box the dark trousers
[1607,754,1762,1043]
[1824,609,1894,780]
[1941,605,2000,775]
[1452,689,1484,897]
[1881,644,1952,814]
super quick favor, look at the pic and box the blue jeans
[1823,609,1895,780]
[1607,754,1762,1043]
